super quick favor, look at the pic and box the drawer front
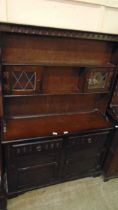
[5,138,63,193]
[67,132,109,149]
[7,138,63,158]
[17,163,57,189]
[8,162,58,192]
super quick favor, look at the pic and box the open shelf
[4,111,113,141]
[4,91,110,98]
[3,63,115,68]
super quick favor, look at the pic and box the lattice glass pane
[12,71,36,91]
[88,71,108,89]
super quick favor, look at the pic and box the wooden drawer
[5,138,63,193]
[17,163,58,189]
[67,132,108,149]
[7,138,63,158]
[8,161,58,192]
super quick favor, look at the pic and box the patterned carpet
[8,176,118,210]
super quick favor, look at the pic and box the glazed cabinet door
[5,138,63,194]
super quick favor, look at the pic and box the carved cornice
[0,22,118,42]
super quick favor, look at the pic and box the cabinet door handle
[36,145,42,152]
[88,138,92,143]
[3,120,7,133]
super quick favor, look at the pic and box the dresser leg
[0,192,7,210]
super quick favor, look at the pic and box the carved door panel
[63,132,108,180]
[63,147,98,179]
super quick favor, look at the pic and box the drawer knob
[3,121,7,133]
[56,142,59,148]
[45,144,49,150]
[52,132,58,136]
[88,138,92,143]
[63,131,69,134]
[17,148,20,154]
[36,145,42,152]
[51,143,54,149]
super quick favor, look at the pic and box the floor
[8,176,118,210]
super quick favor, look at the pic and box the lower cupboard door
[64,157,98,179]
[8,162,58,193]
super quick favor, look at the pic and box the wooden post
[0,32,7,210]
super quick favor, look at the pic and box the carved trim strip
[0,23,118,42]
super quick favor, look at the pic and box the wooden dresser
[0,23,118,210]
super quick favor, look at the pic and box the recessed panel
[43,67,81,94]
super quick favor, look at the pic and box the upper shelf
[4,92,110,98]
[2,63,115,68]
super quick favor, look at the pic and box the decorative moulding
[0,22,118,42]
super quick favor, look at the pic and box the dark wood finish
[0,139,7,210]
[62,132,109,180]
[42,66,80,94]
[0,192,7,210]
[103,71,118,179]
[0,143,7,210]
[0,23,117,208]
[4,111,112,141]
[2,33,114,65]
[0,32,7,210]
[104,129,118,180]
[5,138,63,194]
[4,131,108,195]
[110,76,118,118]
[111,44,118,64]
[4,94,102,117]
[0,23,118,42]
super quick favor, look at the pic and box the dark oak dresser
[0,23,118,210]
